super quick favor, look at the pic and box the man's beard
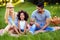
[38,11,42,13]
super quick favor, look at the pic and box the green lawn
[0,2,60,40]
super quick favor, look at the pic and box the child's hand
[35,23,40,28]
[26,24,30,31]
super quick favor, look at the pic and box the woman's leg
[13,26,20,34]
[0,29,4,35]
[4,25,11,31]
[3,25,11,34]
[9,29,14,34]
[9,29,19,37]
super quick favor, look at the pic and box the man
[31,2,60,34]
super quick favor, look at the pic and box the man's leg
[34,30,46,34]
[34,26,46,34]
[52,26,60,31]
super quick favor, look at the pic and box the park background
[0,0,60,40]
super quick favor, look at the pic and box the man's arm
[40,10,51,30]
[40,18,51,30]
[31,10,36,19]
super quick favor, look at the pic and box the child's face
[20,13,25,20]
[30,19,35,25]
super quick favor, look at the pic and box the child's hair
[29,18,35,26]
[30,18,35,22]
[17,10,29,21]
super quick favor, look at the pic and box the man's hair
[37,2,44,8]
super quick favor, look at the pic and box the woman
[3,2,19,35]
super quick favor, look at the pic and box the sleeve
[45,11,51,19]
[8,17,15,25]
[31,11,36,19]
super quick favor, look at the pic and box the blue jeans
[21,29,24,32]
[35,27,55,31]
[29,25,55,34]
[29,24,36,34]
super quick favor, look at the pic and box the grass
[0,2,60,40]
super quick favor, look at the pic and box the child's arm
[18,20,21,33]
[27,24,30,31]
[35,23,40,28]
[24,22,27,33]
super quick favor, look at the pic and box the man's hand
[40,18,51,30]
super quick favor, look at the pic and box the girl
[17,10,29,34]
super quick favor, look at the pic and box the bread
[51,16,60,25]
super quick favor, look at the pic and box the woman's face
[7,7,14,15]
[20,13,25,20]
[8,7,14,13]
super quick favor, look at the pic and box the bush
[27,0,44,4]
[27,0,60,5]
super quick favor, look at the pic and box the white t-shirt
[20,21,26,30]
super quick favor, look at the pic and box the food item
[51,16,60,25]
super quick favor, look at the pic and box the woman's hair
[30,18,35,22]
[17,10,29,21]
[4,3,14,23]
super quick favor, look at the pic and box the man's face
[37,6,43,13]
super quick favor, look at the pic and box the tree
[28,0,44,4]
